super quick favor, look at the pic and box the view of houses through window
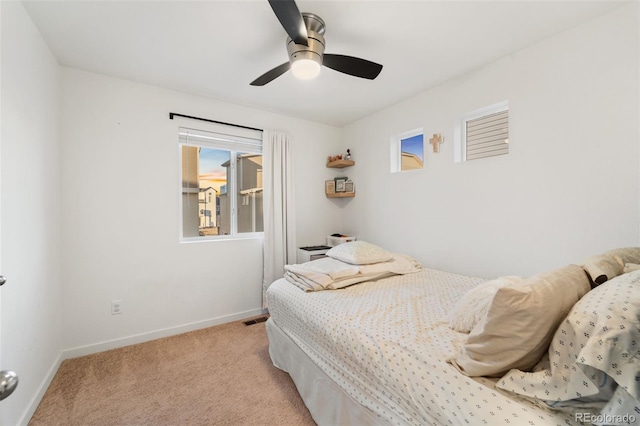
[180,127,263,239]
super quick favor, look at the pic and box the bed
[265,243,640,425]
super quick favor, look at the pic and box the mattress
[266,268,582,425]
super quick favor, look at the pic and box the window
[456,101,509,162]
[390,128,424,173]
[180,126,263,240]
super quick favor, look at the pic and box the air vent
[243,316,268,326]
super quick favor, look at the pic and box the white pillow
[451,264,591,377]
[448,276,523,333]
[326,241,393,265]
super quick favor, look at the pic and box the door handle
[0,370,18,401]
[0,277,18,401]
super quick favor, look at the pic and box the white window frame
[390,127,424,173]
[178,125,263,242]
[454,101,509,163]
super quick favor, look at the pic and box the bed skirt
[265,318,386,425]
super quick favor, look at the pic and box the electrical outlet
[111,300,122,315]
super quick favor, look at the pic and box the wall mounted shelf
[326,158,355,198]
[326,159,355,168]
[326,192,355,198]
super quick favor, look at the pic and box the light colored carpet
[29,317,316,426]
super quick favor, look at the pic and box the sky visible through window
[199,147,229,192]
[401,134,424,161]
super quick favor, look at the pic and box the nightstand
[298,245,331,263]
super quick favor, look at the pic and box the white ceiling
[23,0,628,127]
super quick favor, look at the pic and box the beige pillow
[581,254,623,285]
[581,247,640,285]
[497,270,640,406]
[623,262,640,273]
[607,246,640,262]
[451,264,590,377]
[448,276,524,333]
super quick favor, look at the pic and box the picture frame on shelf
[344,180,354,193]
[325,180,336,194]
[334,177,347,192]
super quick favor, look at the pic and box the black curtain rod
[169,112,262,132]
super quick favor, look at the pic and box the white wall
[0,2,63,425]
[59,68,342,353]
[342,4,639,279]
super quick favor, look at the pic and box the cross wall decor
[429,133,444,153]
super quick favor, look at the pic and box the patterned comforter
[267,268,591,425]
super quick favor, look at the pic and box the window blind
[179,127,262,153]
[465,109,509,161]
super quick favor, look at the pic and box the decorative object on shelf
[334,177,348,192]
[344,180,354,193]
[429,133,444,153]
[345,149,352,160]
[325,155,355,198]
[325,180,336,194]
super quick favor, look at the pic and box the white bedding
[284,253,421,291]
[267,268,596,425]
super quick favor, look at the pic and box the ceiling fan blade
[268,0,308,46]
[322,54,383,80]
[250,62,291,86]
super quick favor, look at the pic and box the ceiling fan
[250,0,383,86]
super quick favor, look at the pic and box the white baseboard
[19,352,63,426]
[62,308,264,360]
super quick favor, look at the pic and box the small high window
[390,128,424,173]
[456,101,509,162]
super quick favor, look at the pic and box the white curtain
[262,130,297,309]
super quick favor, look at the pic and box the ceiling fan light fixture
[290,54,322,80]
[251,1,383,86]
